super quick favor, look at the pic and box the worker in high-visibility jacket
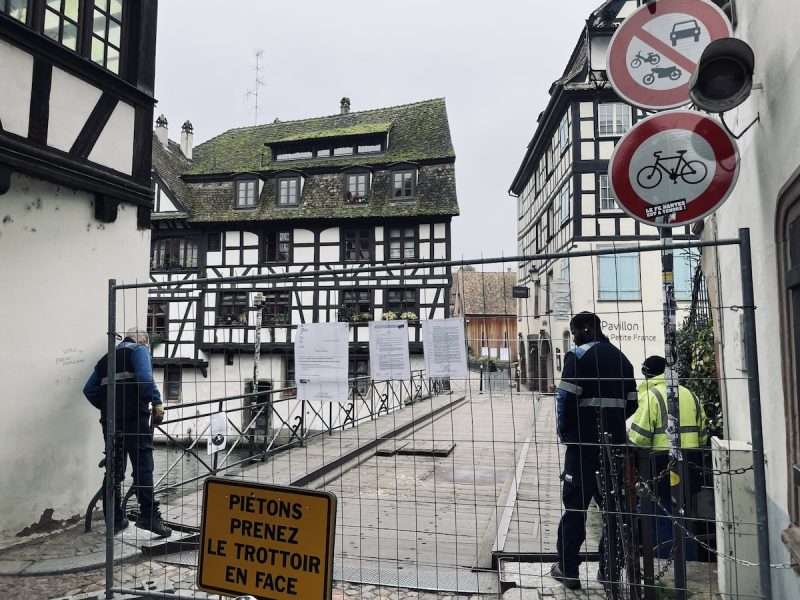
[628,355,708,559]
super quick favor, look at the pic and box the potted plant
[381,311,398,321]
[399,312,418,321]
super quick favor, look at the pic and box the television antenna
[245,49,265,126]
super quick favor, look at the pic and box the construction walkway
[0,388,720,599]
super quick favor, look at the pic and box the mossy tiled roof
[188,98,455,175]
[151,99,459,222]
[151,138,191,210]
[452,270,518,316]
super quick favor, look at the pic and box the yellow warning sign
[197,478,336,600]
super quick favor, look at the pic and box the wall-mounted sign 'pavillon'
[606,0,732,110]
[608,109,739,228]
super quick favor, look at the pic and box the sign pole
[660,227,687,600]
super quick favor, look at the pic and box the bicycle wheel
[637,165,662,189]
[631,57,642,68]
[669,69,682,81]
[680,160,708,184]
[651,55,661,66]
[643,73,655,85]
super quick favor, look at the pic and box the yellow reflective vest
[628,374,708,450]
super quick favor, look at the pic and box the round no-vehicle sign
[607,0,732,110]
[608,110,739,227]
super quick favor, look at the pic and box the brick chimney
[340,97,351,115]
[181,120,193,160]
[155,114,168,148]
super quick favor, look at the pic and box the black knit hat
[641,355,666,378]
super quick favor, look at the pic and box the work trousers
[555,444,606,577]
[100,418,159,525]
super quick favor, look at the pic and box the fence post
[739,227,773,598]
[660,227,688,599]
[105,279,116,599]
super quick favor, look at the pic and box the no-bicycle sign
[606,0,732,110]
[198,478,337,600]
[608,110,740,228]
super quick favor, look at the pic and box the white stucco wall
[709,0,800,598]
[703,2,800,593]
[0,173,150,539]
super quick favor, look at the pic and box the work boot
[113,517,129,535]
[136,515,172,538]
[549,562,581,590]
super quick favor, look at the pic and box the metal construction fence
[92,230,787,600]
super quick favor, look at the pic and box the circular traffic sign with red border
[607,0,732,110]
[608,110,739,227]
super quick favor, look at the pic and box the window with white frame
[277,176,300,206]
[673,247,699,301]
[561,258,570,282]
[598,103,631,136]
[559,113,569,153]
[235,179,257,208]
[599,174,619,211]
[599,250,640,301]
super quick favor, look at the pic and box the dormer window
[269,127,389,163]
[345,173,369,204]
[235,178,258,208]
[392,170,416,200]
[277,176,300,206]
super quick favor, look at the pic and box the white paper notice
[368,320,411,381]
[422,318,468,378]
[500,347,510,361]
[207,411,227,455]
[294,322,350,403]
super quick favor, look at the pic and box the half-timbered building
[509,0,697,392]
[149,98,458,439]
[0,1,157,536]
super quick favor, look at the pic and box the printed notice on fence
[294,322,349,403]
[368,320,411,381]
[197,478,336,600]
[422,318,468,378]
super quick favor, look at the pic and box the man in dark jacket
[550,312,636,589]
[83,329,171,538]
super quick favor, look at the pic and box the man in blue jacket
[84,329,171,538]
[550,312,637,589]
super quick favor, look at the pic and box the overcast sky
[154,0,602,263]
